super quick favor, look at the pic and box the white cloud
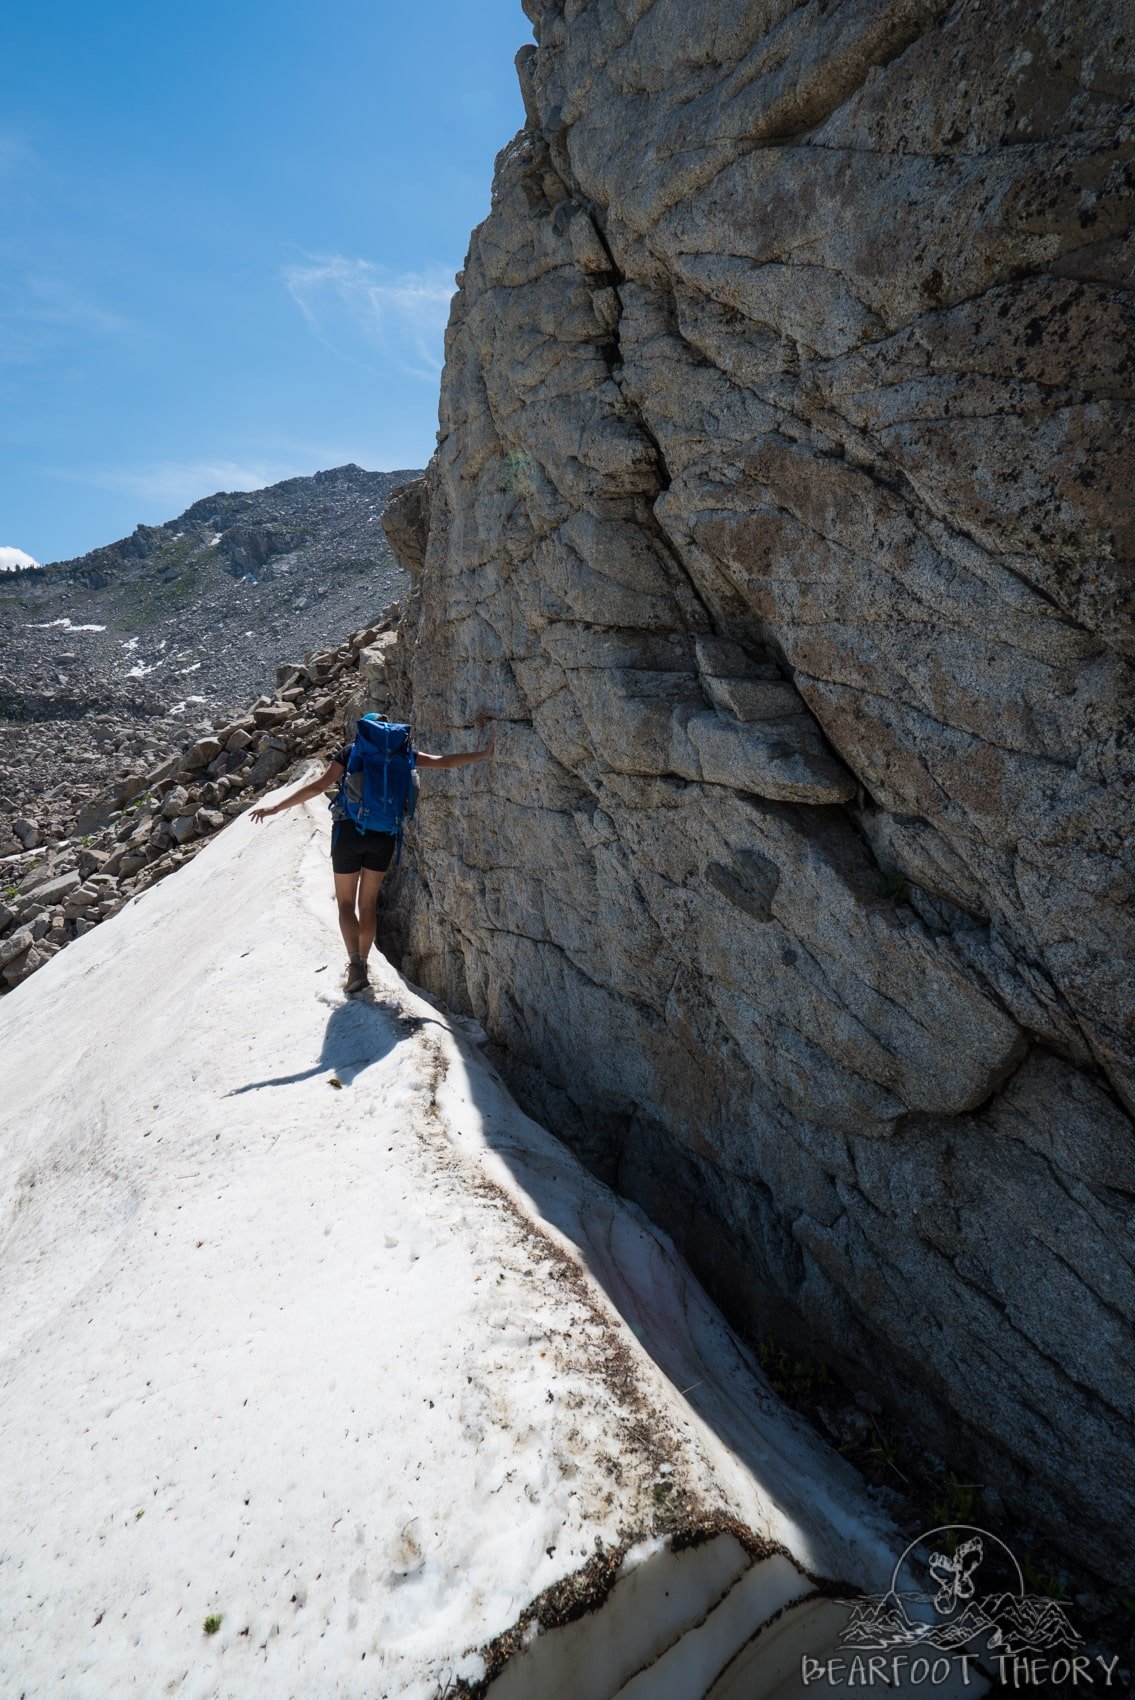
[0,546,39,572]
[283,254,456,381]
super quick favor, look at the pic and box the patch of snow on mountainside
[27,617,106,632]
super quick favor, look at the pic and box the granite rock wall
[382,0,1135,1580]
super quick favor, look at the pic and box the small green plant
[134,1508,145,1520]
[881,870,909,901]
[756,1338,832,1403]
[931,1525,971,1558]
[928,1472,981,1529]
[864,1422,907,1483]
[3,886,16,900]
[1021,1554,1067,1600]
[203,1613,223,1635]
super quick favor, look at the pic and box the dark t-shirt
[327,746,350,820]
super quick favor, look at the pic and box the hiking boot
[344,957,369,994]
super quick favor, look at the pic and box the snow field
[0,785,979,1698]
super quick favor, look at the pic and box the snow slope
[0,789,979,1698]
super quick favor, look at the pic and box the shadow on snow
[225,992,430,1093]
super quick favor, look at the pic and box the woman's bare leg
[356,867,386,963]
[334,870,362,960]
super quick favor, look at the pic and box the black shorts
[330,820,397,875]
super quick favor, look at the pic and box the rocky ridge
[0,614,401,995]
[378,0,1135,1587]
[0,465,415,848]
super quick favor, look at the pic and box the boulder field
[0,617,400,993]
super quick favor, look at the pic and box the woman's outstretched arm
[250,760,344,822]
[415,728,495,771]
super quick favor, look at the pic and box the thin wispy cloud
[0,131,135,366]
[0,272,135,367]
[0,128,36,181]
[19,274,131,336]
[62,459,312,514]
[284,254,455,381]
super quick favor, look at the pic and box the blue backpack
[336,716,416,852]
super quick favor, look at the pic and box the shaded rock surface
[380,0,1135,1583]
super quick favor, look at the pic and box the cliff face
[382,0,1135,1579]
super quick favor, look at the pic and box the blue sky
[0,0,533,564]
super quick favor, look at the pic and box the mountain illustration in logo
[839,1526,1081,1656]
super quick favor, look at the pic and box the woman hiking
[252,716,493,993]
